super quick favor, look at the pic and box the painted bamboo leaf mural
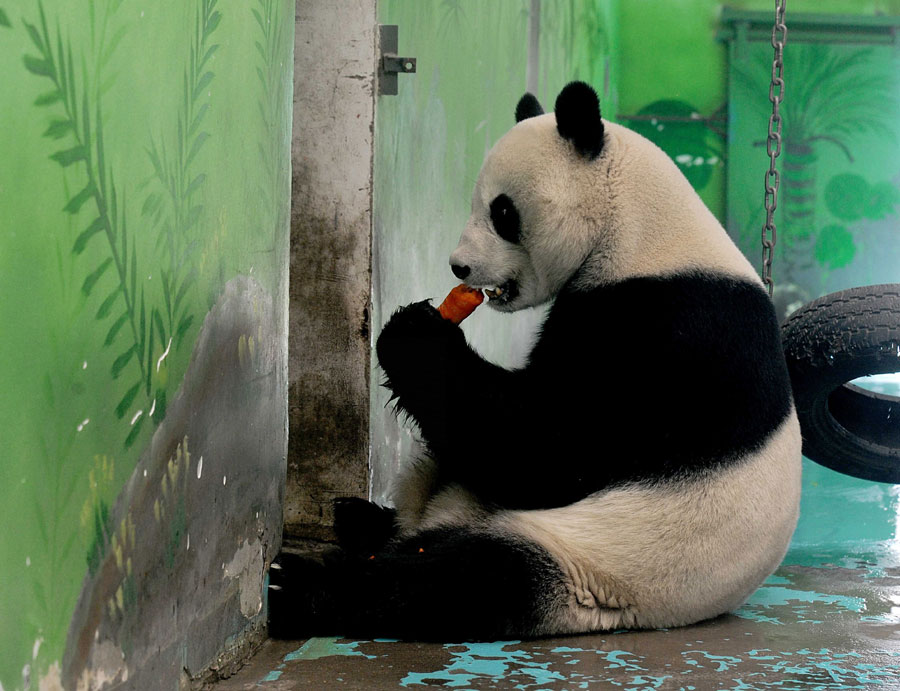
[26,0,223,450]
[253,0,288,229]
[731,43,899,288]
[4,0,290,684]
[23,2,153,449]
[142,0,221,377]
[87,0,128,95]
[27,232,98,673]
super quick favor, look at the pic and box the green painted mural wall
[726,25,900,299]
[617,0,900,221]
[0,1,292,688]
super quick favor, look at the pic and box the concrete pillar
[287,0,377,543]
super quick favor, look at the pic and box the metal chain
[762,0,787,297]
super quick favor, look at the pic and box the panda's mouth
[480,279,518,305]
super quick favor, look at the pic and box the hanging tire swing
[760,2,900,483]
[783,287,900,483]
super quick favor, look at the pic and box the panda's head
[449,81,610,312]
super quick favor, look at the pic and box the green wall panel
[617,0,900,222]
[0,1,292,687]
[728,38,900,299]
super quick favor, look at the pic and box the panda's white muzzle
[450,222,523,303]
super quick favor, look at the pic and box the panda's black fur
[552,80,604,158]
[374,274,792,511]
[269,81,801,641]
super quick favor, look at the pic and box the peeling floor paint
[238,635,900,690]
[283,638,376,662]
[399,641,565,688]
[392,642,900,690]
[737,585,867,625]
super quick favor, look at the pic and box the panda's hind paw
[333,497,398,555]
[267,553,336,639]
[376,300,462,383]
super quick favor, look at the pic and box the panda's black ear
[515,93,544,123]
[555,81,604,159]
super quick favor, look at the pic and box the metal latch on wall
[379,25,416,96]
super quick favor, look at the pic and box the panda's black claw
[267,553,337,639]
[266,579,293,638]
[268,552,313,586]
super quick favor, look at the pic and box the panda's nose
[450,263,470,280]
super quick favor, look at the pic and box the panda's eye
[489,194,521,243]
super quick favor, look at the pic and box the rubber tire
[782,284,900,483]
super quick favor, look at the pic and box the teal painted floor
[215,460,900,690]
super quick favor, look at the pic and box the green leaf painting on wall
[23,0,156,449]
[825,173,899,223]
[1,0,292,686]
[626,99,723,191]
[20,0,226,612]
[728,41,900,296]
[140,0,222,424]
[814,223,856,270]
[252,0,290,243]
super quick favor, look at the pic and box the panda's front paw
[333,497,398,555]
[385,300,449,338]
[376,300,463,384]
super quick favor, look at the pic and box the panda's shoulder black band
[505,271,795,506]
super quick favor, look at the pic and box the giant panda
[268,81,802,641]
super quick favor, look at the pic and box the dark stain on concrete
[286,159,371,543]
[62,277,286,690]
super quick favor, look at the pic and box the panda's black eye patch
[489,194,521,243]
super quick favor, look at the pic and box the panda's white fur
[392,90,801,633]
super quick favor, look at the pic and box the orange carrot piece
[437,284,484,325]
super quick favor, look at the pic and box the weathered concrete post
[287,0,377,544]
